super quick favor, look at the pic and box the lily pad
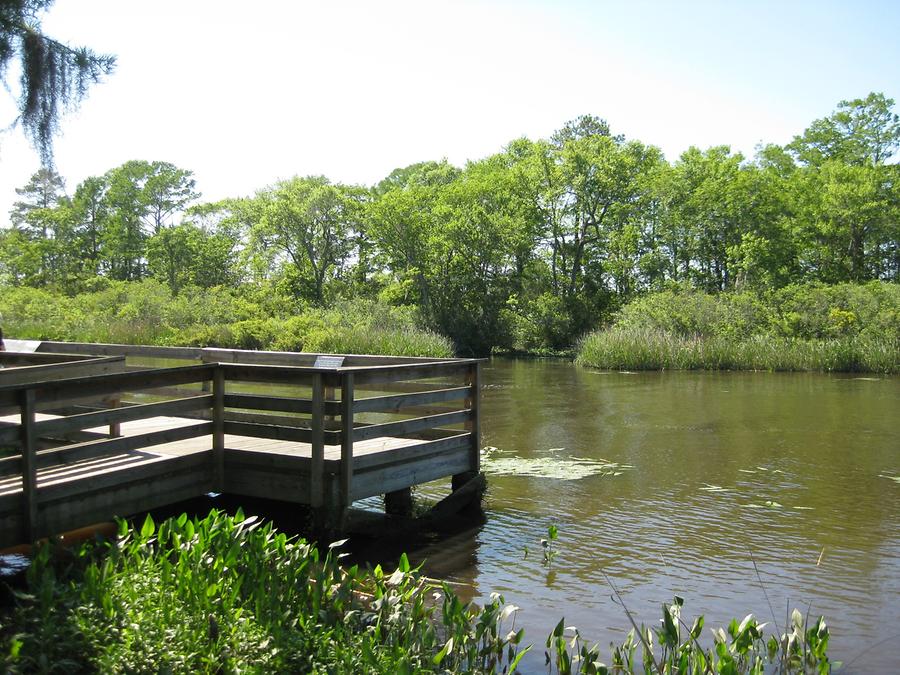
[481,447,632,480]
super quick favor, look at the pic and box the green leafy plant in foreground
[0,510,832,673]
[545,596,833,674]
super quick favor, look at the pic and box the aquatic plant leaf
[482,452,632,480]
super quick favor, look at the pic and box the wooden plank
[1,351,95,365]
[36,452,209,504]
[0,365,215,409]
[346,360,481,386]
[0,422,213,478]
[224,392,341,415]
[224,447,314,473]
[352,433,470,471]
[25,395,213,441]
[352,380,459,395]
[212,367,225,491]
[222,420,340,445]
[20,389,37,542]
[351,448,471,500]
[221,363,334,386]
[34,456,213,540]
[0,356,126,387]
[353,386,470,414]
[36,341,205,360]
[223,463,312,503]
[353,409,471,442]
[310,374,324,507]
[340,373,354,506]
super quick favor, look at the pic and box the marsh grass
[0,283,454,358]
[576,327,899,373]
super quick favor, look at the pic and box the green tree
[788,92,900,167]
[71,175,109,275]
[252,176,365,305]
[98,160,200,281]
[793,161,897,282]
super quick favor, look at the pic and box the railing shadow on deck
[0,341,482,547]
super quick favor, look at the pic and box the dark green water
[411,359,900,673]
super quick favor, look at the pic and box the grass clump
[577,282,900,373]
[0,511,834,673]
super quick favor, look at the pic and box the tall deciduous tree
[788,92,900,167]
[252,176,364,305]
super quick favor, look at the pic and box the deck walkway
[0,343,482,547]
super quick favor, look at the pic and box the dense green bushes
[1,510,833,674]
[0,281,453,357]
[578,282,900,372]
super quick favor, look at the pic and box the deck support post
[212,367,225,492]
[384,488,413,516]
[338,372,355,528]
[19,388,38,542]
[107,395,121,438]
[310,374,325,512]
[453,361,481,493]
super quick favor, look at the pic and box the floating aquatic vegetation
[699,483,729,492]
[481,447,632,480]
[742,500,783,509]
[739,466,785,475]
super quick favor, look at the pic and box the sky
[0,0,897,219]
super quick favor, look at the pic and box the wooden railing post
[310,374,325,508]
[19,388,38,542]
[467,362,481,474]
[340,372,354,509]
[107,395,121,438]
[453,361,481,492]
[200,350,212,393]
[212,367,225,492]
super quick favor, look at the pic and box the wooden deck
[0,343,482,547]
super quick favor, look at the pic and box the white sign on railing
[313,355,344,369]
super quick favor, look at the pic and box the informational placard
[313,355,345,369]
[3,339,42,353]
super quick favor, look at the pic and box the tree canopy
[1,93,897,355]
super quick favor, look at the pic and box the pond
[410,359,900,673]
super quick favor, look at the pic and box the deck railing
[0,342,481,544]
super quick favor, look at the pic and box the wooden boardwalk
[0,343,482,547]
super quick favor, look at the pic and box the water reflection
[413,359,900,673]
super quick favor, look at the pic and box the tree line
[1,93,898,354]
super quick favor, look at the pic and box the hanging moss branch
[0,1,115,165]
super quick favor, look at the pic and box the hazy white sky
[0,0,897,218]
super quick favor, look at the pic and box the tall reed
[576,327,899,373]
